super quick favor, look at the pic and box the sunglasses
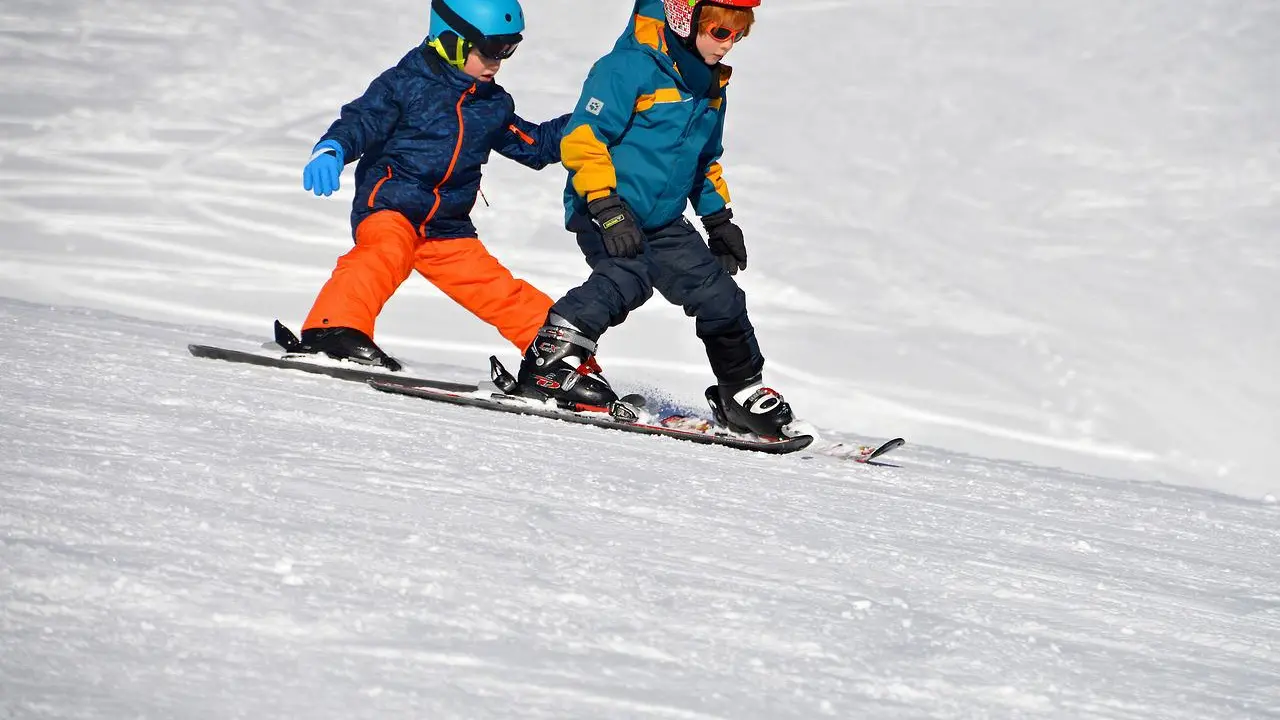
[473,33,522,61]
[705,24,747,43]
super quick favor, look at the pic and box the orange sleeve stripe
[562,124,617,198]
[634,87,684,113]
[705,161,730,204]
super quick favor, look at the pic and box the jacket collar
[622,4,732,96]
[415,44,486,94]
[664,27,716,97]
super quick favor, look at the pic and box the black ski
[188,322,476,392]
[860,437,906,462]
[190,324,894,460]
[368,378,815,455]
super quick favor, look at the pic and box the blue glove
[302,140,344,197]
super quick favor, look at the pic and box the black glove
[587,194,645,259]
[702,208,747,275]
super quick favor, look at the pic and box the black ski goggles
[472,33,522,61]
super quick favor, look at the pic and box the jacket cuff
[701,206,733,226]
[312,139,346,165]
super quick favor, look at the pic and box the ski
[367,378,815,455]
[662,414,906,464]
[825,437,907,464]
[190,324,898,461]
[188,322,477,393]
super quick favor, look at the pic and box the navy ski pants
[551,214,764,384]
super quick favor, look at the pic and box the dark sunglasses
[473,33,522,61]
[705,24,747,43]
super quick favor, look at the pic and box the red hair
[698,5,755,38]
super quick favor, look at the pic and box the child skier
[295,0,568,371]
[513,0,797,438]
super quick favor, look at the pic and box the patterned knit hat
[661,0,760,40]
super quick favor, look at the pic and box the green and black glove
[587,194,645,259]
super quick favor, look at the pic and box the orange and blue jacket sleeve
[689,94,731,217]
[561,54,641,202]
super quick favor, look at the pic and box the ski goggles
[704,24,748,43]
[472,33,522,61]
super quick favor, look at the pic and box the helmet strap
[428,32,470,70]
[681,4,704,48]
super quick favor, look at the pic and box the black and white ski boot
[706,376,795,438]
[291,326,403,372]
[516,320,617,407]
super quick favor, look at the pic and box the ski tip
[858,437,906,463]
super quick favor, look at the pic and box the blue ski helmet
[429,0,525,45]
[428,0,524,68]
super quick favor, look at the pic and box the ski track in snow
[2,299,1279,718]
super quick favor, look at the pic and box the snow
[2,0,1279,716]
[4,300,1279,717]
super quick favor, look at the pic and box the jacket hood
[612,1,733,89]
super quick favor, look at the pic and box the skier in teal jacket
[512,0,798,439]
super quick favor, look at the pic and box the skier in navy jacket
[295,0,569,370]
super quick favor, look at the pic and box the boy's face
[694,28,741,65]
[462,48,501,82]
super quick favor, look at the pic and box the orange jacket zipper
[420,84,476,235]
[508,124,535,145]
[367,165,392,208]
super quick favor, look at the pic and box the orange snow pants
[302,211,552,351]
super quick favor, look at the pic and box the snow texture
[1,0,1278,717]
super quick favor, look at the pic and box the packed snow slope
[0,0,1276,495]
[1,2,1280,714]
[3,298,1280,719]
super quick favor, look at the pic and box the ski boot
[705,376,795,438]
[515,320,617,407]
[292,326,403,372]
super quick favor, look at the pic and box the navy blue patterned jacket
[319,45,569,239]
